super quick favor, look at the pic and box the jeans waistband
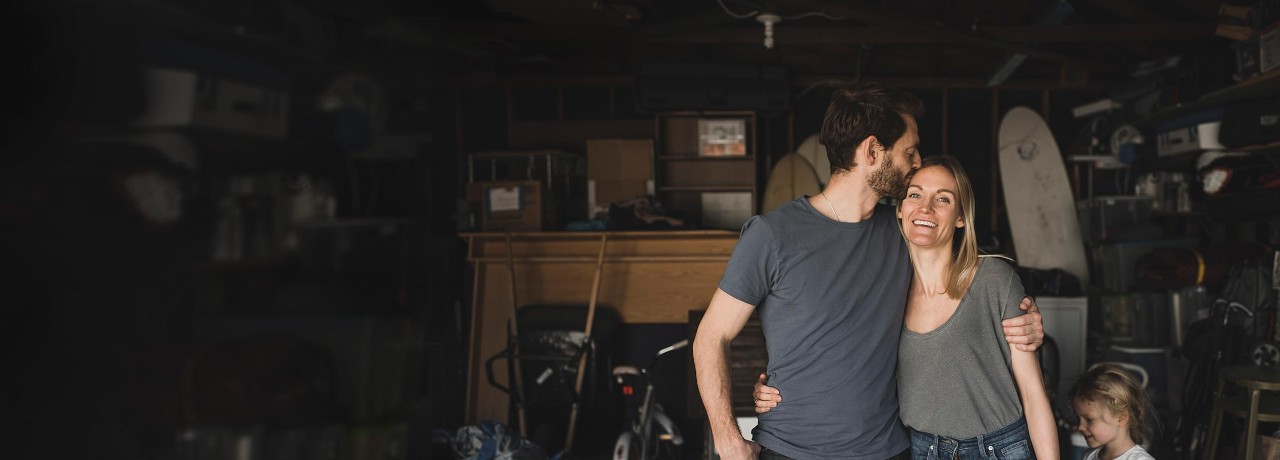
[908,417,1028,449]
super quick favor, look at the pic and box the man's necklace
[820,191,842,222]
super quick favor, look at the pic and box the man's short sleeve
[717,215,776,306]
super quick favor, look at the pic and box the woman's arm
[1002,296,1045,351]
[1010,343,1059,459]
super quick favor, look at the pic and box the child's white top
[1083,445,1154,460]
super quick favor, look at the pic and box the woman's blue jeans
[908,418,1033,460]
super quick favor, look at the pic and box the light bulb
[757,13,781,49]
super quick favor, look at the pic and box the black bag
[1218,97,1280,148]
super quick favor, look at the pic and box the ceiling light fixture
[757,13,781,49]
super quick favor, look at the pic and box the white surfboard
[795,134,831,187]
[762,153,821,215]
[997,107,1090,285]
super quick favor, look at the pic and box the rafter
[805,1,1118,71]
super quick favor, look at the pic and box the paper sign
[487,186,524,212]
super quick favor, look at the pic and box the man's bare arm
[693,288,761,460]
[1003,295,1045,352]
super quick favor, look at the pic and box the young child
[1069,364,1157,460]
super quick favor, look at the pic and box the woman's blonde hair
[1069,364,1157,444]
[897,155,978,299]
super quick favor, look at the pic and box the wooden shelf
[657,155,754,161]
[654,111,759,228]
[658,185,756,192]
[1239,141,1280,154]
[1138,68,1280,128]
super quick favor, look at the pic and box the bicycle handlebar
[1213,299,1255,326]
[644,339,691,378]
[657,339,689,357]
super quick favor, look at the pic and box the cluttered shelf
[1138,68,1280,128]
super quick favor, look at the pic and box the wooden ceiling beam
[636,0,830,39]
[1078,0,1164,22]
[379,20,1213,45]
[650,23,1215,45]
[441,73,1118,91]
[1165,0,1219,17]
[806,2,1117,71]
[983,23,1215,42]
[793,75,1119,91]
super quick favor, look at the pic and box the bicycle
[612,339,687,460]
[1171,298,1255,459]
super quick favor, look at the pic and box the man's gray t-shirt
[897,258,1026,439]
[718,198,911,459]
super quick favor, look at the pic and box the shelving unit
[1135,69,1280,173]
[653,111,758,229]
[1138,68,1280,129]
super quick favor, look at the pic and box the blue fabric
[909,418,1032,460]
[452,421,547,460]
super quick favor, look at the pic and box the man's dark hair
[819,82,925,173]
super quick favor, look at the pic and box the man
[693,82,1045,460]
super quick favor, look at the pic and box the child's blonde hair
[1068,364,1157,444]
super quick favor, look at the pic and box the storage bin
[1076,196,1156,243]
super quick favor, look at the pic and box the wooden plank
[983,23,1214,42]
[506,120,653,150]
[381,18,1210,45]
[1078,0,1163,21]
[650,23,1213,45]
[792,75,1119,91]
[805,2,1118,71]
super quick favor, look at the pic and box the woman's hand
[753,373,782,413]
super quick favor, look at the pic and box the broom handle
[564,234,608,453]
[505,232,528,436]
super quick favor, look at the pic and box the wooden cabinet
[460,230,739,424]
[654,111,758,229]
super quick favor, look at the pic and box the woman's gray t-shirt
[896,257,1027,439]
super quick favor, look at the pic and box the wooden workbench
[461,230,738,424]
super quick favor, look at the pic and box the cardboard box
[1156,121,1223,156]
[587,139,654,213]
[588,139,652,180]
[467,180,544,231]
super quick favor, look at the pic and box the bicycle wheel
[613,431,641,460]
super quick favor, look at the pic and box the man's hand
[753,373,781,414]
[1002,295,1045,352]
[715,437,761,460]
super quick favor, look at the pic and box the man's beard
[869,160,908,199]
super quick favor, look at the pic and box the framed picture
[698,119,747,157]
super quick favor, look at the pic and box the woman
[755,155,1058,459]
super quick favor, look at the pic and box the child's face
[1073,398,1128,449]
